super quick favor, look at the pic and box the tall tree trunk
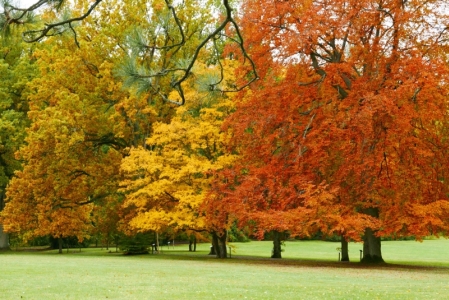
[0,191,3,211]
[0,224,9,249]
[58,237,63,254]
[362,227,383,263]
[189,235,196,254]
[271,230,282,258]
[0,191,8,250]
[210,233,218,255]
[115,235,119,252]
[211,231,228,258]
[340,236,349,262]
[189,235,197,252]
[217,231,227,258]
[361,207,384,263]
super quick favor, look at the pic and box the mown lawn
[1,239,449,299]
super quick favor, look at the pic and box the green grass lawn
[1,239,449,299]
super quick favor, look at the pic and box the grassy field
[1,239,449,299]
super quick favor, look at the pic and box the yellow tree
[0,35,37,249]
[0,0,144,252]
[113,1,253,256]
[120,62,238,257]
[1,48,125,251]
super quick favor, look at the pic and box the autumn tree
[230,0,449,262]
[0,0,139,251]
[90,195,122,249]
[0,34,37,249]
[120,62,238,258]
[2,0,257,105]
[1,0,251,254]
[112,1,257,258]
[1,48,124,251]
[206,73,376,259]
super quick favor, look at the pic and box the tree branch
[148,0,259,105]
[4,0,103,43]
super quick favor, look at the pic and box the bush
[28,236,51,247]
[228,224,250,242]
[49,236,91,249]
[381,235,415,241]
[119,233,151,255]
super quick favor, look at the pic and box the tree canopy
[1,0,449,262]
[218,0,449,262]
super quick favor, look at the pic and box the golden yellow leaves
[120,63,238,234]
[1,10,135,242]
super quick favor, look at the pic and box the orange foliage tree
[214,0,449,262]
[206,74,375,259]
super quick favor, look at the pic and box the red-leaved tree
[209,0,449,262]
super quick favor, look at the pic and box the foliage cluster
[1,0,449,262]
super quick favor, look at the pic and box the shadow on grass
[6,247,449,273]
[110,249,449,273]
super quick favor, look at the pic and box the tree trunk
[209,233,218,255]
[217,231,227,258]
[189,235,197,252]
[211,231,227,258]
[58,237,63,254]
[361,208,384,263]
[340,236,349,262]
[0,224,9,249]
[115,235,119,252]
[0,191,8,250]
[0,191,3,211]
[362,227,384,263]
[271,230,282,258]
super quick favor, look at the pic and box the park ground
[1,239,449,299]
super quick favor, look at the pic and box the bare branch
[303,113,316,139]
[20,0,102,43]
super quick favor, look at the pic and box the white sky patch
[18,0,37,6]
[0,0,48,13]
[5,0,39,9]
